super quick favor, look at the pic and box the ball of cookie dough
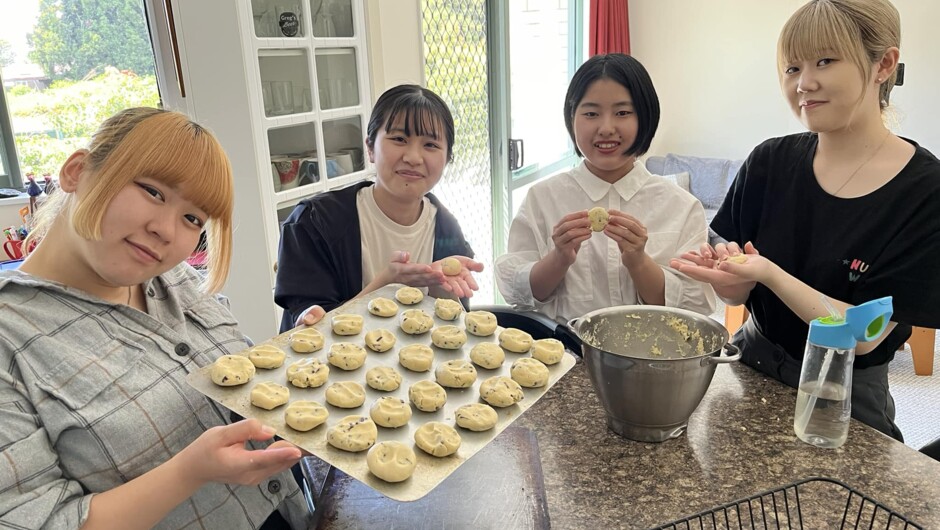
[284,400,329,432]
[327,343,367,370]
[400,309,434,335]
[455,403,499,432]
[588,206,609,232]
[433,298,463,321]
[511,357,550,388]
[409,380,448,412]
[332,314,364,336]
[210,355,256,386]
[289,327,325,353]
[327,415,378,452]
[369,396,413,428]
[368,297,399,317]
[364,329,397,353]
[431,325,468,350]
[531,338,565,365]
[498,328,533,353]
[395,286,424,305]
[367,441,417,483]
[399,344,435,372]
[325,381,366,408]
[464,310,498,337]
[366,366,402,391]
[250,381,290,410]
[441,257,462,276]
[286,358,330,388]
[469,342,505,369]
[414,421,461,457]
[435,359,477,388]
[721,253,749,264]
[480,376,524,408]
[247,344,286,369]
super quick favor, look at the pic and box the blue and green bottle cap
[808,296,893,350]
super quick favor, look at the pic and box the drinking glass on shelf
[261,81,274,115]
[313,8,336,38]
[302,88,312,112]
[271,81,294,115]
[259,8,278,38]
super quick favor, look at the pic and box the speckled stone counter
[512,359,940,529]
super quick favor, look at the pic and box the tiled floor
[890,343,938,450]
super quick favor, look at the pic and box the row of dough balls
[247,387,504,483]
[239,355,547,412]
[211,335,565,393]
[211,332,565,395]
[334,307,498,339]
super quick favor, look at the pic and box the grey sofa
[645,153,745,226]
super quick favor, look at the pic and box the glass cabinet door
[310,0,355,38]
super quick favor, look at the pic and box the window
[0,0,161,189]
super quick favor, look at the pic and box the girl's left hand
[431,256,484,298]
[604,210,648,268]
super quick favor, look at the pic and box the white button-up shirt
[495,160,715,322]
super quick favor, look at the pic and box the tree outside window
[1,0,160,186]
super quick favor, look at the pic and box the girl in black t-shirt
[670,0,940,441]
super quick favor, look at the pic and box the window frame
[0,70,23,190]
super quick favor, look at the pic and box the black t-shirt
[711,133,940,369]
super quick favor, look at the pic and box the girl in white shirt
[495,53,715,322]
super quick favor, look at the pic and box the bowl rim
[568,304,730,361]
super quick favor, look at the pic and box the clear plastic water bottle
[794,297,893,448]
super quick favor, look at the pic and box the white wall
[365,0,425,100]
[629,0,940,159]
[0,199,26,228]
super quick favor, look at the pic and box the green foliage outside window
[28,0,155,82]
[7,68,158,176]
[3,0,159,181]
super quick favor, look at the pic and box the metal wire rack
[653,477,923,529]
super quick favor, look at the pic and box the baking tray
[186,284,576,501]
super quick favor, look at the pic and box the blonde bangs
[777,1,869,80]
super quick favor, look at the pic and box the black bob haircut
[563,53,660,158]
[365,84,456,163]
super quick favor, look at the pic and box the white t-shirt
[357,185,438,288]
[494,160,715,322]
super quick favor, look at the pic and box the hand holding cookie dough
[669,240,764,301]
[430,255,485,298]
[550,210,593,267]
[603,210,649,269]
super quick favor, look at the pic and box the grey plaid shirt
[0,265,311,529]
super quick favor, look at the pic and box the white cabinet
[163,0,372,341]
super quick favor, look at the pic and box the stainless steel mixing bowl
[568,305,741,442]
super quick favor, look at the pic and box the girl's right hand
[173,419,302,488]
[551,211,593,266]
[383,251,446,288]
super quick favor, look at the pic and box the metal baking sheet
[186,284,576,502]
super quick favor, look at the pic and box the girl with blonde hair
[672,0,940,441]
[0,108,310,528]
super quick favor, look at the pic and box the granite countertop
[513,359,940,529]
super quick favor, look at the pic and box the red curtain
[589,0,630,56]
